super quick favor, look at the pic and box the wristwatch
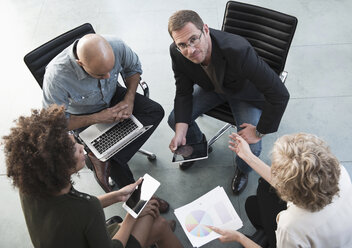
[255,130,265,138]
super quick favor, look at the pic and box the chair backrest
[222,1,297,75]
[24,23,95,88]
[205,2,297,125]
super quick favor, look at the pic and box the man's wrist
[124,92,136,105]
[91,112,100,124]
[255,130,265,138]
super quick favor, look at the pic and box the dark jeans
[245,178,287,248]
[167,85,262,173]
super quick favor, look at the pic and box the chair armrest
[139,80,149,98]
[119,74,150,98]
[279,71,288,84]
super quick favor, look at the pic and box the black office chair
[206,1,298,147]
[23,23,156,164]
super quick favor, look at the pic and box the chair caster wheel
[147,154,156,161]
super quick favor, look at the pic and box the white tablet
[122,173,160,218]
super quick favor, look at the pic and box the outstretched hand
[208,226,242,243]
[237,123,261,144]
[229,133,253,160]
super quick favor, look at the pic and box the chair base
[138,148,156,161]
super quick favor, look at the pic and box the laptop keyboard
[91,118,139,154]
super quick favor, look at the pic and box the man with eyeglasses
[167,10,289,195]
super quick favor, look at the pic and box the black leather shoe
[179,160,195,170]
[231,167,248,195]
[105,215,123,226]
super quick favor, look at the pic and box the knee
[250,141,262,156]
[245,195,258,215]
[144,101,164,125]
[154,102,165,123]
[167,111,176,130]
[153,216,170,234]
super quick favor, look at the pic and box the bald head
[76,34,115,79]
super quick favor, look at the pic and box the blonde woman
[210,133,352,248]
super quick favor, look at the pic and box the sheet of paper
[174,186,243,247]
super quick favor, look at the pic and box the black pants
[245,178,287,248]
[99,86,164,188]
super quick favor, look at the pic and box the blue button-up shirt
[42,35,142,118]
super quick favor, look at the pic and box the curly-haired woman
[209,133,352,248]
[3,105,182,248]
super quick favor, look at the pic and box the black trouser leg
[109,86,164,187]
[245,178,287,248]
[245,195,263,230]
[110,159,135,188]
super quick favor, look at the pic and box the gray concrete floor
[0,0,351,247]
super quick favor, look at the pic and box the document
[174,186,243,247]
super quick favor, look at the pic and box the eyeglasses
[176,32,203,52]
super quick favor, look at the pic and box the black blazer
[170,28,290,134]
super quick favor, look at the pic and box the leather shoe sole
[231,168,248,195]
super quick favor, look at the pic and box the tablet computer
[172,141,208,163]
[122,173,160,218]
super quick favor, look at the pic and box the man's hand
[169,123,188,152]
[229,133,253,160]
[115,178,143,202]
[208,226,242,243]
[237,123,261,144]
[94,104,129,123]
[138,199,160,219]
[115,73,139,121]
[169,134,186,152]
[113,98,134,121]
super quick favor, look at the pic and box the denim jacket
[42,35,142,118]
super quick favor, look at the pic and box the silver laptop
[79,115,152,162]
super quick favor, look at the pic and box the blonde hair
[271,133,340,212]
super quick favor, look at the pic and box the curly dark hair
[2,105,77,197]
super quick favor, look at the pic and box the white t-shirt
[276,165,352,248]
